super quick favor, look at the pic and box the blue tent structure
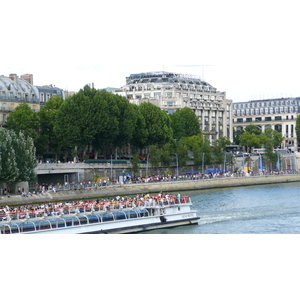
[183,171,198,174]
[204,168,221,173]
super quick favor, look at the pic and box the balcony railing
[0,94,39,102]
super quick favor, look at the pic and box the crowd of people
[0,193,190,222]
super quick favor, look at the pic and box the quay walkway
[1,173,300,206]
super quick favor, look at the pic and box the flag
[276,155,280,170]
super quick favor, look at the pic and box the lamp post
[175,153,179,176]
[242,153,245,173]
[223,152,228,173]
[110,154,113,185]
[276,152,280,172]
[146,153,150,178]
[258,153,263,174]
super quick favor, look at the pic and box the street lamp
[258,153,263,174]
[146,153,150,177]
[242,153,245,172]
[276,152,280,171]
[175,153,179,176]
[223,152,228,173]
[110,154,113,185]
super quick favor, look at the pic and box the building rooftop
[125,71,211,87]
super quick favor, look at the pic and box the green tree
[130,104,148,149]
[212,137,231,164]
[0,128,36,184]
[160,140,176,167]
[12,131,36,182]
[200,137,213,168]
[6,103,40,151]
[245,124,262,135]
[38,95,64,157]
[0,128,18,183]
[131,152,140,175]
[176,142,189,168]
[180,134,202,165]
[239,131,262,150]
[139,102,173,146]
[92,89,120,155]
[261,128,284,168]
[170,107,200,140]
[54,86,118,159]
[233,128,244,145]
[149,144,161,169]
[113,96,137,148]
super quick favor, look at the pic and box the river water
[140,181,300,234]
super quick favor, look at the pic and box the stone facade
[233,97,300,151]
[115,71,233,144]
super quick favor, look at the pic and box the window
[154,92,161,97]
[255,117,262,122]
[237,118,243,123]
[265,117,271,121]
[246,118,252,122]
[165,92,172,98]
[274,116,282,121]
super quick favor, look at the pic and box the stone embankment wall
[1,174,300,206]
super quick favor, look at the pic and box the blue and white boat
[0,194,199,234]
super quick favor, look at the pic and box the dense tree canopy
[139,102,173,146]
[170,107,201,140]
[0,128,36,183]
[6,103,40,152]
[39,95,64,155]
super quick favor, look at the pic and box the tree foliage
[0,128,36,183]
[38,95,64,154]
[170,107,200,140]
[139,102,173,146]
[6,103,40,152]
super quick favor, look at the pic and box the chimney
[9,73,18,82]
[21,74,33,84]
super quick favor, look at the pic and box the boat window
[102,213,114,222]
[125,211,138,219]
[65,218,74,227]
[21,223,36,233]
[73,216,80,226]
[79,216,88,225]
[113,212,126,220]
[39,220,51,230]
[87,215,99,224]
[7,224,20,234]
[139,209,149,217]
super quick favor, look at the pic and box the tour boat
[0,194,199,234]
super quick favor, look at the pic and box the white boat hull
[25,210,199,234]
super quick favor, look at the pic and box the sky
[2,0,300,102]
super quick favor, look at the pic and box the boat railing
[0,196,191,224]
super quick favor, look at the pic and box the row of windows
[128,92,221,100]
[234,99,298,109]
[235,115,294,123]
[234,106,296,116]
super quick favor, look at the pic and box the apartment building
[233,97,300,151]
[116,71,233,144]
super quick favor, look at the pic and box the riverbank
[1,173,300,206]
